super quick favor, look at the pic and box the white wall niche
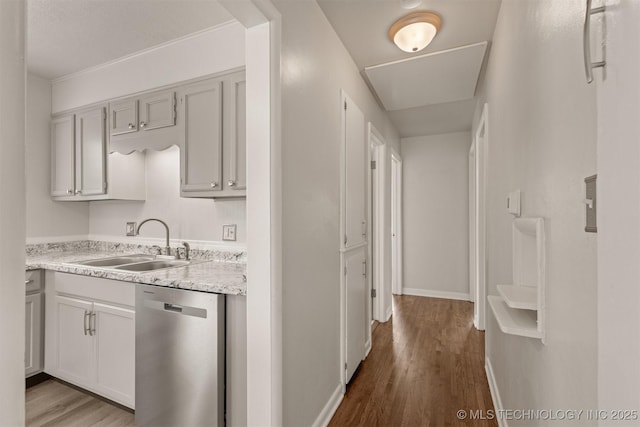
[489,217,546,344]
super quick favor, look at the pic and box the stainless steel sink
[77,254,155,267]
[115,260,190,272]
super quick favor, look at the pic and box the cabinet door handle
[228,180,236,187]
[210,182,218,188]
[67,189,73,195]
[128,123,135,130]
[90,312,96,336]
[83,310,90,336]
[75,190,82,195]
[140,121,146,128]
[25,280,33,285]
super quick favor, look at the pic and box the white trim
[26,235,89,244]
[485,357,507,427]
[402,288,471,301]
[473,103,489,331]
[390,150,403,295]
[384,305,392,322]
[52,22,239,83]
[311,384,344,427]
[365,338,372,357]
[368,123,387,323]
[339,241,368,253]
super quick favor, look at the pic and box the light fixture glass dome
[389,11,442,53]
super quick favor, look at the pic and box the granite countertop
[26,241,247,296]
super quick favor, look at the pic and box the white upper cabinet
[51,104,146,202]
[75,107,107,197]
[51,115,75,197]
[139,91,176,131]
[180,78,223,194]
[110,99,138,136]
[180,70,246,198]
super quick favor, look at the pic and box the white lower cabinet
[46,273,135,409]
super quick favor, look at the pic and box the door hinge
[362,259,367,277]
[371,288,377,298]
[371,160,376,170]
[345,362,348,371]
[344,234,348,246]
[344,100,347,110]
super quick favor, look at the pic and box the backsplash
[26,240,246,263]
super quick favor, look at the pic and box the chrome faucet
[137,218,171,256]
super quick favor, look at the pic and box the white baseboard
[402,288,470,301]
[312,384,344,427]
[485,356,507,427]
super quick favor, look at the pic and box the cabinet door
[75,106,107,196]
[55,295,94,386]
[345,249,367,383]
[180,79,223,194]
[110,99,138,136]
[139,91,176,131]
[93,302,135,407]
[225,72,247,191]
[51,114,75,197]
[344,96,367,248]
[25,293,42,377]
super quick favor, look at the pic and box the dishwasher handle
[164,303,183,313]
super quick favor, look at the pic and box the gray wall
[274,1,399,425]
[401,132,471,299]
[477,0,598,414]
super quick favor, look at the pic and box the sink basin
[77,254,155,267]
[114,260,190,272]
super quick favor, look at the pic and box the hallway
[329,296,496,426]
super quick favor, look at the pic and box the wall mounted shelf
[489,217,546,344]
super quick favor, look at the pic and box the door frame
[473,103,488,331]
[469,143,476,303]
[391,150,403,297]
[368,123,386,324]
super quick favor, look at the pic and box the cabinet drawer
[54,273,135,307]
[25,270,43,294]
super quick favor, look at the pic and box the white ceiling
[318,0,502,138]
[27,0,235,80]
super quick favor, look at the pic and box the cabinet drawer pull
[67,189,73,195]
[25,280,33,285]
[83,310,90,336]
[75,190,82,195]
[90,312,96,336]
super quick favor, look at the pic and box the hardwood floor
[329,296,497,427]
[26,379,134,427]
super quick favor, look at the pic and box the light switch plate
[126,222,137,236]
[585,175,597,232]
[222,224,237,241]
[507,190,521,216]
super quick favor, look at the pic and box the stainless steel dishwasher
[136,284,225,426]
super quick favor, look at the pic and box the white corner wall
[596,0,640,416]
[477,0,598,415]
[51,21,245,113]
[273,1,399,425]
[88,146,246,244]
[401,132,471,300]
[0,0,26,424]
[26,74,90,241]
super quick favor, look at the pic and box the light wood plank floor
[329,296,497,427]
[26,379,134,427]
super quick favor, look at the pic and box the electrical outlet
[126,222,137,236]
[222,224,237,241]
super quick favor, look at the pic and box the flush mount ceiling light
[389,11,442,53]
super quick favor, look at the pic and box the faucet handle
[182,242,191,261]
